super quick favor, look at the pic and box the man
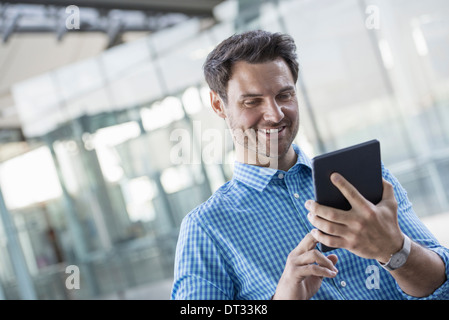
[171,30,449,300]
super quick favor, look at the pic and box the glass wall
[0,0,448,299]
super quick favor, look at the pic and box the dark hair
[203,30,299,104]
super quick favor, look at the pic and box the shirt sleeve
[382,164,449,300]
[170,211,234,300]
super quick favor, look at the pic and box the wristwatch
[378,234,411,272]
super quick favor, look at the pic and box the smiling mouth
[258,126,286,134]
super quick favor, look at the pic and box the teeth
[260,127,282,134]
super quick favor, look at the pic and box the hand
[272,233,338,300]
[306,172,404,262]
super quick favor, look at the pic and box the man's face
[211,58,299,167]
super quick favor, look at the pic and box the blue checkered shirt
[171,144,449,300]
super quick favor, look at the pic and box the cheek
[283,104,299,124]
[243,110,263,127]
[229,108,262,129]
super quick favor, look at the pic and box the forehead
[227,58,294,96]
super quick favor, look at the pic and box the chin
[257,139,292,159]
[268,145,291,159]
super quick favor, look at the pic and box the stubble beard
[227,116,299,168]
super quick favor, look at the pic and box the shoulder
[182,179,237,227]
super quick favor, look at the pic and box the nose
[263,98,284,124]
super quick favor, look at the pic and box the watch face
[390,252,406,268]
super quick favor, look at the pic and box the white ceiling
[0,1,225,163]
[0,30,155,162]
[0,32,114,129]
[0,0,225,132]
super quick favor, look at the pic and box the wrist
[377,234,411,272]
[377,233,405,264]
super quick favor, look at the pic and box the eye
[243,99,261,108]
[277,91,295,102]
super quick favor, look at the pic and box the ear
[210,90,226,119]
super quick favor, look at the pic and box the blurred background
[0,0,448,300]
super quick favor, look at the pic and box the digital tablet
[311,139,383,252]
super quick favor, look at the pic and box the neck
[235,143,297,172]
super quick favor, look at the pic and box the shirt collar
[232,144,312,192]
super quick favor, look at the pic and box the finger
[381,178,395,200]
[290,249,338,279]
[305,200,349,224]
[291,232,319,256]
[379,179,399,213]
[312,228,345,250]
[330,172,368,209]
[296,264,338,279]
[293,249,338,272]
[326,254,338,267]
[307,211,347,237]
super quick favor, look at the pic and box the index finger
[291,232,319,256]
[330,172,368,209]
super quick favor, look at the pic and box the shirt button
[294,193,300,199]
[278,173,284,179]
[340,280,347,287]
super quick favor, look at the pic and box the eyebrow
[239,93,263,99]
[239,86,296,99]
[277,86,296,94]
